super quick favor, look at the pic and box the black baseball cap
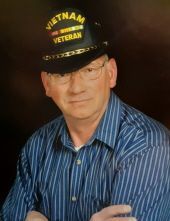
[41,8,108,74]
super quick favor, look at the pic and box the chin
[68,111,93,120]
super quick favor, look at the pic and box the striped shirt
[1,92,170,221]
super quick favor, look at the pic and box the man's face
[41,55,117,122]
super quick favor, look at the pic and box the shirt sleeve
[0,146,38,221]
[111,144,170,221]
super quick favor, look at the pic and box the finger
[99,205,132,219]
[108,217,137,221]
[25,211,48,221]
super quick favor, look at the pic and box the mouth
[68,98,92,103]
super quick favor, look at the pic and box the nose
[68,71,86,94]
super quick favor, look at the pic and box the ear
[107,58,117,88]
[41,71,51,97]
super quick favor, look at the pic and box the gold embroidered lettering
[46,23,52,30]
[76,15,85,24]
[53,32,82,44]
[51,17,57,25]
[69,12,76,20]
[62,12,69,19]
[55,13,62,21]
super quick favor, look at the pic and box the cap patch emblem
[46,11,86,45]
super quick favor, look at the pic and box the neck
[66,118,100,146]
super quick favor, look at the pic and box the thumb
[25,211,48,221]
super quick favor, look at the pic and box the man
[1,7,170,221]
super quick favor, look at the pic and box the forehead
[85,55,106,67]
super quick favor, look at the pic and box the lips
[68,98,92,103]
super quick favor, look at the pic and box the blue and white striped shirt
[1,92,170,221]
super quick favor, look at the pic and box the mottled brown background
[0,0,170,205]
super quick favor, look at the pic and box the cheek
[47,81,63,96]
[47,85,65,106]
[96,75,111,94]
[51,93,66,112]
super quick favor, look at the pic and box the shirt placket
[68,149,87,220]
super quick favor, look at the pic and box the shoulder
[20,115,64,161]
[34,115,64,138]
[121,102,170,144]
[115,102,170,166]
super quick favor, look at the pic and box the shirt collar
[95,91,122,149]
[57,118,74,150]
[57,91,122,150]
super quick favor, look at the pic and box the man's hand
[25,211,48,221]
[90,205,137,221]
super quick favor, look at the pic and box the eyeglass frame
[47,58,108,84]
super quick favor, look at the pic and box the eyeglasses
[48,59,108,85]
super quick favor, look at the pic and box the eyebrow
[90,55,108,65]
[88,59,105,66]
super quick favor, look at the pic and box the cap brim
[41,45,107,74]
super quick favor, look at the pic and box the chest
[36,145,116,221]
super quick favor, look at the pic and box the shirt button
[76,159,81,165]
[71,196,77,202]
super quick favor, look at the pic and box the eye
[83,67,94,73]
[51,73,66,78]
[87,68,93,72]
[57,73,65,78]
